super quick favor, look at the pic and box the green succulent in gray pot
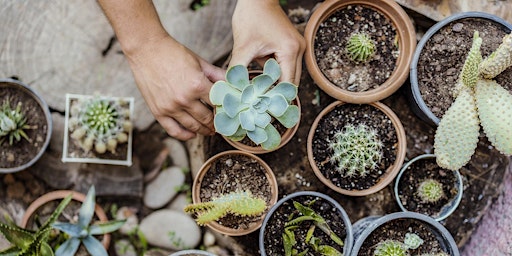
[209,58,300,151]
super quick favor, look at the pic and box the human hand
[230,0,306,85]
[125,35,225,140]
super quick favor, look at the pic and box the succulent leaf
[268,95,288,117]
[89,220,127,235]
[247,126,268,145]
[275,105,300,128]
[214,111,240,136]
[263,58,281,83]
[227,126,247,141]
[210,81,240,105]
[374,240,407,256]
[55,237,80,256]
[254,111,271,128]
[261,124,281,150]
[475,79,512,155]
[459,31,482,89]
[266,82,298,101]
[240,109,256,131]
[79,186,96,228]
[226,65,250,90]
[252,74,274,94]
[223,93,244,118]
[82,235,108,256]
[480,32,512,79]
[434,86,480,170]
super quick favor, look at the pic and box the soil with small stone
[0,85,48,169]
[314,4,398,92]
[397,157,460,219]
[311,103,398,191]
[416,17,512,119]
[262,195,348,255]
[198,154,273,231]
[357,218,450,255]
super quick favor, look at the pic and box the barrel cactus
[346,32,376,63]
[209,58,300,150]
[417,179,444,203]
[434,31,512,170]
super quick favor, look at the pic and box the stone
[164,138,189,170]
[167,193,190,213]
[144,166,185,209]
[139,209,201,250]
[203,231,216,247]
[115,239,138,256]
[116,206,139,235]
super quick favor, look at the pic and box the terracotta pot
[0,78,52,173]
[21,190,111,249]
[220,70,301,154]
[191,150,278,236]
[407,11,512,126]
[307,101,406,196]
[304,0,416,103]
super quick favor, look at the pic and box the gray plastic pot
[408,11,512,126]
[350,212,459,256]
[259,191,354,256]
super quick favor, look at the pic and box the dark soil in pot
[262,194,348,255]
[396,157,459,218]
[315,4,398,92]
[357,217,451,255]
[0,87,48,169]
[417,17,512,119]
[199,154,273,230]
[311,103,398,191]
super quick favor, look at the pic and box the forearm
[97,0,170,55]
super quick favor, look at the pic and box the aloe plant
[209,58,300,150]
[0,194,72,256]
[434,31,512,170]
[51,186,125,256]
[184,190,266,226]
[0,99,32,145]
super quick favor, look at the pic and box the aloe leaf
[52,222,81,237]
[89,220,126,235]
[55,237,80,256]
[78,186,96,228]
[82,235,108,256]
[0,223,34,250]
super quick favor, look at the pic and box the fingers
[158,116,196,141]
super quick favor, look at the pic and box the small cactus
[329,124,383,177]
[403,233,424,250]
[417,179,444,203]
[0,99,32,145]
[184,190,266,226]
[68,96,132,154]
[346,32,376,63]
[374,240,408,256]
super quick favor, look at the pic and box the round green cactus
[0,99,32,145]
[329,124,383,177]
[374,240,408,256]
[417,179,444,203]
[346,32,376,63]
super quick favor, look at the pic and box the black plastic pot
[350,212,459,256]
[407,12,512,126]
[259,191,354,256]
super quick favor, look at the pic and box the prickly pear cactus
[480,33,512,79]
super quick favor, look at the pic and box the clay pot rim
[21,190,111,248]
[0,78,52,173]
[192,150,279,236]
[304,0,416,103]
[307,100,407,196]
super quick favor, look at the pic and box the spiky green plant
[68,96,132,154]
[346,32,376,63]
[0,99,33,145]
[434,31,512,170]
[329,124,383,177]
[183,190,266,226]
[374,240,408,256]
[0,194,72,256]
[417,179,444,203]
[52,186,126,256]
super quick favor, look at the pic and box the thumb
[200,60,226,82]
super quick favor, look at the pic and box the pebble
[167,193,190,212]
[116,206,139,235]
[139,210,201,250]
[164,138,189,170]
[144,166,185,209]
[203,230,216,247]
[115,239,138,256]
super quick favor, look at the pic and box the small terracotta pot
[307,101,407,196]
[21,190,111,249]
[191,150,278,236]
[304,0,416,103]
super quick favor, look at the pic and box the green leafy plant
[374,232,423,256]
[0,194,72,256]
[346,32,376,63]
[209,58,300,150]
[329,124,383,177]
[282,201,344,256]
[184,190,266,226]
[434,31,512,170]
[52,186,126,256]
[68,96,132,154]
[417,179,444,203]
[0,99,33,145]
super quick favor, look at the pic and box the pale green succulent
[329,124,383,177]
[434,31,512,170]
[184,190,266,226]
[374,233,424,256]
[209,58,300,150]
[0,99,32,145]
[417,179,444,203]
[69,96,132,154]
[346,32,376,63]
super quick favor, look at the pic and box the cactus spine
[417,179,444,203]
[346,32,376,63]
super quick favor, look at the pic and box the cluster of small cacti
[0,99,32,145]
[346,32,376,63]
[435,31,512,170]
[417,179,445,203]
[184,190,266,226]
[329,123,383,177]
[374,233,424,256]
[68,97,132,154]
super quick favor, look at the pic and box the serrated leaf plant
[0,98,33,146]
[0,194,72,256]
[434,31,512,170]
[209,58,300,150]
[52,186,126,256]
